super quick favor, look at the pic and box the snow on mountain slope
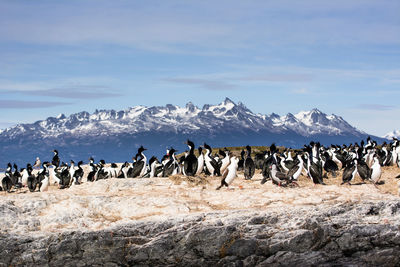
[0,98,363,139]
[383,130,400,140]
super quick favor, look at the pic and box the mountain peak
[383,130,400,140]
[185,102,197,112]
[56,113,66,120]
[310,108,322,113]
[223,97,235,105]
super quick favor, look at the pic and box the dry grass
[374,166,400,195]
[168,174,210,187]
[177,145,293,158]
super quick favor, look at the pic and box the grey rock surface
[1,200,400,267]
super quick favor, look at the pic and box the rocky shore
[1,171,400,266]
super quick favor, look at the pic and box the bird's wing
[276,171,288,180]
[131,162,144,177]
[287,165,300,178]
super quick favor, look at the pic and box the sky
[0,0,399,136]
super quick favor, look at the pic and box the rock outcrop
[1,201,400,266]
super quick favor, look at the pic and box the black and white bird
[280,150,296,173]
[270,163,289,186]
[162,148,180,177]
[237,150,245,171]
[370,155,382,184]
[148,156,163,178]
[38,162,51,192]
[21,166,29,187]
[26,164,37,192]
[261,144,277,184]
[12,164,22,188]
[357,160,371,182]
[108,163,119,178]
[328,146,346,169]
[52,150,60,168]
[219,149,231,175]
[303,143,324,185]
[72,161,84,185]
[286,153,303,185]
[2,163,13,192]
[5,163,17,187]
[380,145,391,166]
[68,160,77,183]
[323,152,339,178]
[196,147,205,176]
[183,140,198,176]
[356,148,371,182]
[96,160,114,180]
[203,143,221,176]
[126,156,137,178]
[243,145,255,180]
[254,152,266,169]
[216,156,239,190]
[131,146,148,178]
[55,162,71,188]
[87,157,98,182]
[341,159,358,185]
[118,162,130,178]
[179,151,187,166]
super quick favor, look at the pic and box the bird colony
[1,137,400,194]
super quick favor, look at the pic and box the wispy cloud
[356,104,396,111]
[16,86,121,99]
[0,81,122,99]
[239,74,313,82]
[291,88,311,95]
[164,78,238,91]
[0,100,70,109]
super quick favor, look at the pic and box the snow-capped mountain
[0,98,361,138]
[0,98,379,166]
[383,130,400,140]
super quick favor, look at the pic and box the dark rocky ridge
[1,200,400,267]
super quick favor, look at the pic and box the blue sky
[0,0,399,136]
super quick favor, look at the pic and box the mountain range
[0,98,383,166]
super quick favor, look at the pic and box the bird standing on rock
[204,143,220,176]
[196,147,205,176]
[52,150,60,168]
[183,140,198,176]
[216,156,239,190]
[270,163,289,187]
[244,145,255,180]
[341,159,358,185]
